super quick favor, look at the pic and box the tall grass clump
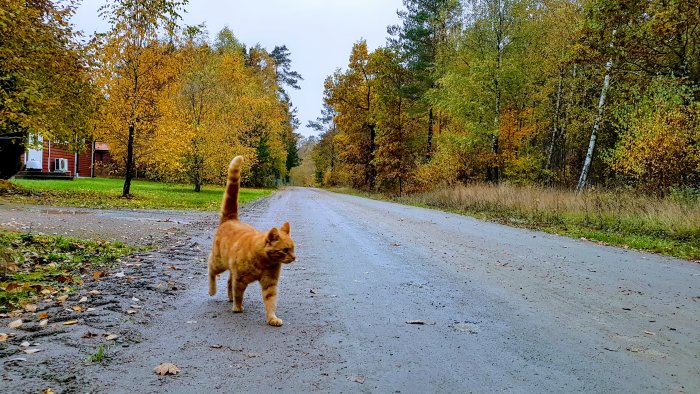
[397,183,700,260]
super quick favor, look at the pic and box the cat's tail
[220,156,244,224]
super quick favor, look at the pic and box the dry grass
[394,183,700,260]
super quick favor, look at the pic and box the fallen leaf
[8,319,22,329]
[23,348,42,354]
[131,297,140,302]
[352,376,366,384]
[169,265,182,270]
[38,319,48,327]
[78,296,88,303]
[88,290,101,295]
[126,310,137,315]
[56,295,68,303]
[114,272,125,278]
[55,275,72,283]
[406,320,436,325]
[72,306,83,312]
[105,334,119,341]
[92,272,105,280]
[43,388,54,394]
[24,304,37,313]
[0,333,9,342]
[644,330,656,336]
[82,331,98,339]
[63,320,78,326]
[20,341,30,347]
[154,363,180,376]
[37,312,49,320]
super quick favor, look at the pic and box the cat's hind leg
[208,253,224,296]
[233,279,247,313]
[227,273,233,302]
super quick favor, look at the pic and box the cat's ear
[280,222,290,235]
[267,228,280,244]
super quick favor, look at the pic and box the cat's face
[265,222,296,264]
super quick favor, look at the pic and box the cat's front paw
[267,317,283,326]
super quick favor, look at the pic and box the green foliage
[0,0,97,179]
[315,0,699,196]
[0,231,136,312]
[608,78,700,194]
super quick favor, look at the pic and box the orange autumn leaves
[94,2,294,189]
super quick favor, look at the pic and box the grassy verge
[331,184,700,261]
[0,231,138,312]
[3,178,273,211]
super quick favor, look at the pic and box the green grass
[0,231,138,312]
[86,344,109,363]
[330,184,700,261]
[5,178,273,211]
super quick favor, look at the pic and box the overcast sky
[72,0,405,137]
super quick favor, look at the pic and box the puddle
[41,209,92,215]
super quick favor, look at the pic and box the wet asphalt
[1,188,699,393]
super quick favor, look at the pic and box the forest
[1,0,698,199]
[0,0,300,195]
[306,0,699,197]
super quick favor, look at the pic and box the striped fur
[208,155,296,326]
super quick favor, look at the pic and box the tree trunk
[368,123,376,191]
[122,123,135,197]
[194,157,202,192]
[547,68,565,171]
[426,107,434,160]
[577,58,613,192]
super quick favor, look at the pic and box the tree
[325,41,378,190]
[96,0,188,197]
[430,0,535,183]
[388,0,462,159]
[608,78,700,194]
[0,0,96,178]
[270,45,303,102]
[175,28,217,191]
[372,47,422,195]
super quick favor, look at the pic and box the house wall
[22,139,107,178]
[42,142,74,174]
[77,151,92,177]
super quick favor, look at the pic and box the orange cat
[208,156,296,326]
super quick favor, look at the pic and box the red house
[19,135,111,179]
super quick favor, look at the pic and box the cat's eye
[283,248,290,253]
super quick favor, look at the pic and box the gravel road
[1,187,699,393]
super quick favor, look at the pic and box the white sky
[72,0,405,137]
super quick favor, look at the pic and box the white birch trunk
[577,31,616,192]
